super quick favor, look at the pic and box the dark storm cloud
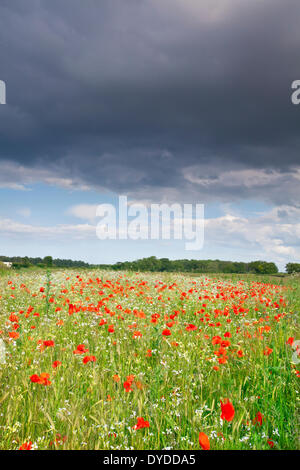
[0,0,300,203]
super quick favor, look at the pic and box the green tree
[286,263,300,274]
[43,256,53,267]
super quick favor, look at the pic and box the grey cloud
[0,0,300,203]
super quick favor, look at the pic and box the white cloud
[67,204,98,222]
[0,218,95,240]
[204,205,300,264]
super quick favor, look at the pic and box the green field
[0,269,299,450]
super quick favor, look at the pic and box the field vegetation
[0,268,299,450]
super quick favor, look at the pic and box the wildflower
[50,434,67,447]
[123,375,135,392]
[133,417,149,430]
[68,304,74,315]
[52,360,62,368]
[199,432,210,450]
[39,373,51,386]
[253,411,264,426]
[220,399,235,422]
[123,380,132,392]
[73,344,89,354]
[30,374,41,383]
[9,331,19,339]
[9,313,19,323]
[19,441,32,450]
[43,340,55,348]
[218,356,228,364]
[186,324,197,331]
[263,347,273,356]
[162,329,171,336]
[212,336,222,345]
[30,373,51,386]
[83,355,96,364]
[133,330,142,338]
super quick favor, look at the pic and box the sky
[0,0,300,271]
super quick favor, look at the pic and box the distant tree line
[2,254,298,274]
[0,255,90,269]
[106,256,279,274]
[286,263,300,274]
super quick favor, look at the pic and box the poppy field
[0,269,299,450]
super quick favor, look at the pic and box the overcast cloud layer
[0,0,299,206]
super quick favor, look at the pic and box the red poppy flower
[83,355,96,364]
[162,329,171,336]
[9,313,19,323]
[68,304,74,315]
[19,441,32,450]
[123,374,135,392]
[30,374,41,383]
[133,330,142,338]
[73,344,89,354]
[43,340,55,347]
[133,417,149,430]
[220,399,235,422]
[263,347,273,356]
[253,411,264,426]
[39,372,51,386]
[199,432,210,450]
[52,360,62,368]
[212,335,222,345]
[30,373,51,386]
[123,380,132,392]
[9,331,19,339]
[186,324,197,331]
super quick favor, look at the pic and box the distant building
[2,262,12,268]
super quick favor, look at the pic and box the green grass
[0,269,299,450]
